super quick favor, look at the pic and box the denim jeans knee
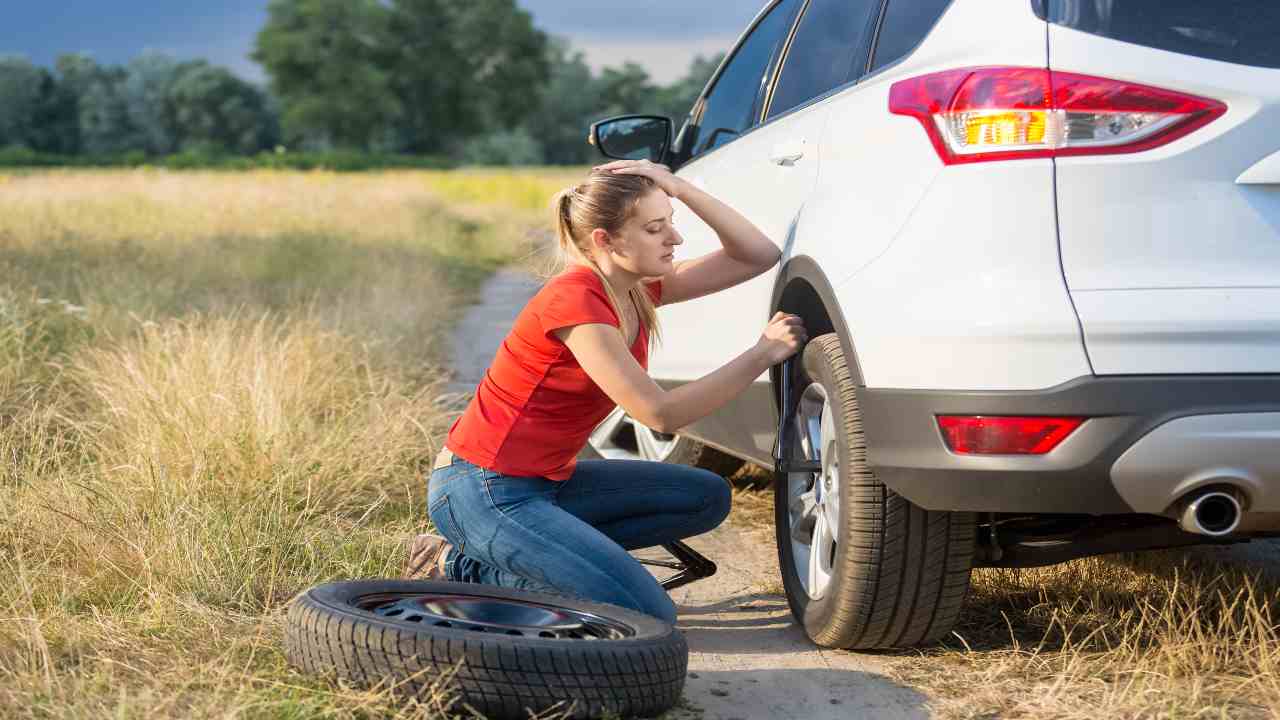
[424,456,686,623]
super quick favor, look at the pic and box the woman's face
[603,189,683,277]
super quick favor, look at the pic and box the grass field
[0,167,580,719]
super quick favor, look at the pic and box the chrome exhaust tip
[1178,489,1243,537]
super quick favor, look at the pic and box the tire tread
[779,334,975,650]
[284,583,686,719]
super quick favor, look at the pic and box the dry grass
[0,169,554,369]
[885,551,1280,719]
[420,166,589,278]
[2,315,452,718]
[0,168,572,718]
[725,468,776,544]
[419,167,586,215]
[728,480,1280,718]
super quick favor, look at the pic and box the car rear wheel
[775,333,976,649]
[586,406,745,477]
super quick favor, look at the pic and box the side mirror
[589,115,672,163]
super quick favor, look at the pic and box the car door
[652,0,803,389]
[654,0,884,463]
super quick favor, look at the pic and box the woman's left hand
[593,159,687,199]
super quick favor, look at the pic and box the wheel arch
[770,255,865,413]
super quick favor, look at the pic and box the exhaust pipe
[1177,488,1243,537]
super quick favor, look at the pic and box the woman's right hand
[755,312,807,365]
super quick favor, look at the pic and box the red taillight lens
[889,67,1226,164]
[937,415,1085,455]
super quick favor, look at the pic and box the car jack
[642,357,816,592]
[641,540,718,590]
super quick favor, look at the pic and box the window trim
[677,0,959,169]
[866,0,957,77]
[762,0,889,123]
[1034,0,1280,70]
[681,0,804,164]
[760,0,814,124]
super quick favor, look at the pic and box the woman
[409,158,806,624]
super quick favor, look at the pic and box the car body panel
[652,73,831,386]
[1112,412,1280,514]
[1050,23,1280,374]
[803,1,1089,391]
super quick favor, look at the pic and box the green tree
[520,47,728,165]
[55,53,101,99]
[520,38,600,165]
[169,64,279,154]
[121,52,204,155]
[77,64,144,156]
[0,57,45,149]
[655,52,724,122]
[27,57,85,154]
[460,127,544,166]
[55,55,148,156]
[386,0,548,154]
[595,62,659,118]
[252,0,400,150]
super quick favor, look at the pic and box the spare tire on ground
[285,579,688,719]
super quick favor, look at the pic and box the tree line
[0,0,723,166]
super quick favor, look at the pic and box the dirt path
[443,267,545,401]
[639,528,928,719]
[444,268,929,719]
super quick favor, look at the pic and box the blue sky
[0,1,766,84]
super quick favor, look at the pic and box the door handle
[769,139,807,166]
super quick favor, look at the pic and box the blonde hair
[548,170,662,346]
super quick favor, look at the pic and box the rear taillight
[889,67,1226,164]
[937,415,1084,455]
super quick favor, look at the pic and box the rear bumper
[859,375,1280,514]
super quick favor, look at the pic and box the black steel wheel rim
[353,592,638,640]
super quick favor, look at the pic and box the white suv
[588,0,1280,649]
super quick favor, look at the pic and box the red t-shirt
[445,264,662,480]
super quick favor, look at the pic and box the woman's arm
[675,180,780,267]
[556,311,805,433]
[599,160,782,305]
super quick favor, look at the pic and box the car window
[689,0,802,157]
[767,0,882,120]
[870,0,953,72]
[1039,0,1280,69]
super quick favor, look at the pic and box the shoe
[405,532,452,580]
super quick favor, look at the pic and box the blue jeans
[427,455,732,624]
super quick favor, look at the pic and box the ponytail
[547,173,663,347]
[553,188,576,258]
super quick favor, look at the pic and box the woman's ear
[590,227,614,255]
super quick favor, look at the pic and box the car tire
[774,333,976,649]
[585,406,746,477]
[285,580,687,720]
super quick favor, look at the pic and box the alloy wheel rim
[787,382,840,599]
[355,592,637,640]
[588,406,678,461]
